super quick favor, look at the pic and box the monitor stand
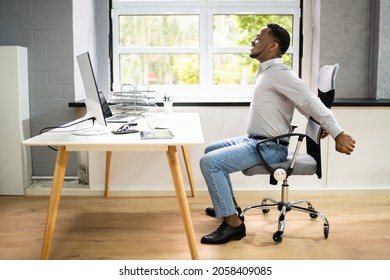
[72,118,110,136]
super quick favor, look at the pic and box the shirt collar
[258,58,283,73]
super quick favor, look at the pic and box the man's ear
[270,42,280,54]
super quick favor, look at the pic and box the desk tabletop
[23,112,204,151]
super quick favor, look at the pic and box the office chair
[240,63,339,243]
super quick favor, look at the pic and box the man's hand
[335,132,356,155]
[320,128,329,139]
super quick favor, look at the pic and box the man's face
[249,26,275,61]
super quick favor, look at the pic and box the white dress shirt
[247,58,343,139]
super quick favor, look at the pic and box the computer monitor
[74,52,109,135]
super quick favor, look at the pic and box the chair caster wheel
[324,224,329,239]
[262,209,270,214]
[310,213,318,219]
[272,231,283,243]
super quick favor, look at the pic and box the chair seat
[243,153,317,176]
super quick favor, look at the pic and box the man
[199,23,356,245]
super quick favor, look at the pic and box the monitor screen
[74,52,109,135]
[98,90,113,118]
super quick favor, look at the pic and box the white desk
[23,112,204,260]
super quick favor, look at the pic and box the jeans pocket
[259,142,288,164]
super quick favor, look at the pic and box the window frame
[111,0,301,102]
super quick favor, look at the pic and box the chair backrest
[318,64,339,108]
[306,63,339,179]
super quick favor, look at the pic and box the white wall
[83,106,390,196]
[327,107,390,188]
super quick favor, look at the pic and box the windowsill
[331,98,390,106]
[69,98,390,108]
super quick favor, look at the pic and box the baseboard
[24,181,390,197]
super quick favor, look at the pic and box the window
[111,0,301,101]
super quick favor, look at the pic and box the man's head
[250,23,290,62]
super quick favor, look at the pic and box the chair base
[240,187,330,243]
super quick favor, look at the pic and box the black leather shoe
[205,207,244,221]
[201,221,246,244]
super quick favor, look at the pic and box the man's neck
[259,55,281,63]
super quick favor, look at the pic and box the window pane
[282,53,292,68]
[213,14,294,85]
[213,15,293,47]
[213,54,256,85]
[119,15,199,47]
[213,53,292,85]
[120,54,199,85]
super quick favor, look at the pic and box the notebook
[140,130,174,139]
[98,91,140,123]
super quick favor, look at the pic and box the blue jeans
[199,135,288,218]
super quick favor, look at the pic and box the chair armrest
[255,133,306,183]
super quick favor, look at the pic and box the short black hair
[267,23,290,55]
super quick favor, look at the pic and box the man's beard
[249,51,260,59]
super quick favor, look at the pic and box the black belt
[248,135,289,146]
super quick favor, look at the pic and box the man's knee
[204,143,216,154]
[200,153,210,167]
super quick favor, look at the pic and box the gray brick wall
[0,0,109,177]
[0,0,77,176]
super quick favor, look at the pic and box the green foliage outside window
[213,15,293,84]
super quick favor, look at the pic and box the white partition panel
[0,46,31,195]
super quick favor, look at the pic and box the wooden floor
[1,190,390,260]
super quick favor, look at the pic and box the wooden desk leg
[104,151,112,197]
[181,145,196,197]
[41,146,69,260]
[167,146,199,260]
